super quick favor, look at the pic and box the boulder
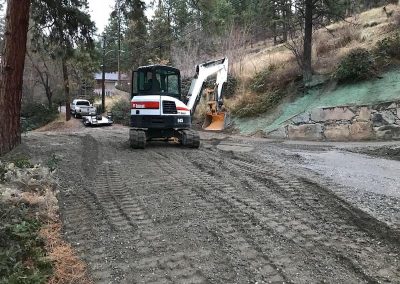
[291,112,310,125]
[375,125,400,140]
[357,107,371,122]
[267,127,287,139]
[324,125,351,141]
[311,107,355,122]
[349,122,374,140]
[372,113,385,127]
[380,110,396,124]
[288,124,323,140]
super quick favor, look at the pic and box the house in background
[94,72,129,96]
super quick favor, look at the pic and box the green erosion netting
[234,70,400,134]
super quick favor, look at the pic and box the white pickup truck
[70,99,96,118]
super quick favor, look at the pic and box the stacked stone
[267,101,400,141]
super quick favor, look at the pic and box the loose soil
[16,120,400,283]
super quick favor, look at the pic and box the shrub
[232,90,285,118]
[0,163,5,182]
[223,75,238,99]
[0,204,52,284]
[110,98,131,126]
[21,102,58,132]
[12,156,33,169]
[250,64,277,93]
[46,154,61,172]
[375,33,400,60]
[335,48,376,82]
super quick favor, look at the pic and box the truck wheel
[181,129,200,148]
[129,129,146,149]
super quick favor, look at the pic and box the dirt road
[23,126,400,283]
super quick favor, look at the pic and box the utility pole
[117,0,121,86]
[102,35,106,113]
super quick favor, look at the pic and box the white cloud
[88,0,154,35]
[88,0,115,34]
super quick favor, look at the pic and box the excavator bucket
[202,111,230,131]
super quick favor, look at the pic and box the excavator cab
[132,65,181,100]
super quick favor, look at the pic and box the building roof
[94,72,129,81]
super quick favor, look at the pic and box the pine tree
[0,0,31,155]
[31,0,95,120]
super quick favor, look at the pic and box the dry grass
[35,113,81,132]
[233,46,294,81]
[1,162,93,284]
[40,223,92,284]
[232,4,400,81]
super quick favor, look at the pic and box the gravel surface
[17,124,400,283]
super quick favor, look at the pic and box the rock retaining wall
[267,101,400,141]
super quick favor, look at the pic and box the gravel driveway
[20,125,400,283]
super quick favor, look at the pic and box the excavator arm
[186,58,229,131]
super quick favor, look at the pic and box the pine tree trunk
[62,58,71,121]
[303,0,313,84]
[0,0,30,155]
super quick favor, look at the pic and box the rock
[380,110,396,124]
[267,127,287,139]
[372,113,385,127]
[291,112,310,125]
[324,125,351,141]
[397,108,400,119]
[375,125,400,140]
[387,102,397,109]
[288,124,323,140]
[6,163,15,171]
[357,107,371,122]
[349,122,374,140]
[311,107,355,122]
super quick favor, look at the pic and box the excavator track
[129,129,146,149]
[180,129,200,148]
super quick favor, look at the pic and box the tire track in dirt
[191,146,400,282]
[148,150,306,283]
[62,136,213,283]
[38,130,400,283]
[148,146,400,283]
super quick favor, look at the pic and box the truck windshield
[76,101,90,106]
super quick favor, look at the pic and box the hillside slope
[235,69,400,134]
[229,5,400,135]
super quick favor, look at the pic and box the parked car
[70,99,96,118]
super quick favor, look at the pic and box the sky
[88,0,115,34]
[88,0,154,35]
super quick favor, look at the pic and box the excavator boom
[186,58,229,131]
